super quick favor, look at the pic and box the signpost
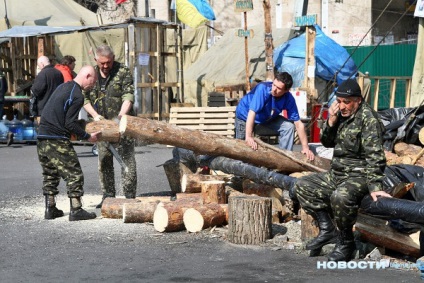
[234,0,254,91]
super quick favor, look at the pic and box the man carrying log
[234,71,314,160]
[295,78,392,262]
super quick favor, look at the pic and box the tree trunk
[101,197,171,219]
[181,173,227,193]
[153,199,203,232]
[122,201,161,223]
[227,195,272,245]
[86,120,120,142]
[119,115,330,174]
[183,204,228,233]
[201,180,227,204]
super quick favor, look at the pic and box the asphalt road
[0,141,421,282]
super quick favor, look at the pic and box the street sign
[236,29,254,38]
[294,14,317,27]
[234,0,253,13]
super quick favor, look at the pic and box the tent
[183,25,295,106]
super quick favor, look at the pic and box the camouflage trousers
[97,135,137,198]
[37,139,84,198]
[295,171,369,230]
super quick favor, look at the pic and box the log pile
[385,128,424,167]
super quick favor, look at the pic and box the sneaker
[6,132,13,146]
[69,209,97,221]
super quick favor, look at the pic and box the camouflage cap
[336,79,362,97]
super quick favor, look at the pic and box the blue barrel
[21,118,34,140]
[8,116,23,141]
[0,120,8,141]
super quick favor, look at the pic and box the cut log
[153,199,203,232]
[163,159,196,194]
[201,180,227,204]
[122,201,161,223]
[175,193,203,201]
[119,115,330,174]
[181,173,227,193]
[391,182,415,199]
[227,195,272,245]
[300,209,319,241]
[101,197,171,219]
[85,120,120,142]
[183,203,227,233]
[355,213,420,258]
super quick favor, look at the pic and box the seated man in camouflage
[295,78,392,262]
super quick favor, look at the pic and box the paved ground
[0,141,421,282]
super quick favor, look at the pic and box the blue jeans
[235,116,295,150]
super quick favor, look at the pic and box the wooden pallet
[169,106,236,138]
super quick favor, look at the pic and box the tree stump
[300,209,319,241]
[183,203,228,233]
[201,180,227,204]
[227,195,272,245]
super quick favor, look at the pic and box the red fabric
[54,64,73,82]
[115,0,128,4]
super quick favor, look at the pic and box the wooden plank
[373,79,380,111]
[405,78,411,107]
[170,106,236,112]
[389,78,396,109]
[170,113,235,118]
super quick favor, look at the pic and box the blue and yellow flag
[176,0,216,28]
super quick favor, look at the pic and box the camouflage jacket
[321,102,386,193]
[84,61,134,119]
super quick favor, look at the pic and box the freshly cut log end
[183,208,204,233]
[85,120,120,143]
[153,202,168,233]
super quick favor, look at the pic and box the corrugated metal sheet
[345,44,417,109]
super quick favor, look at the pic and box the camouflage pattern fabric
[83,61,134,119]
[295,102,386,229]
[97,136,137,198]
[84,61,137,198]
[37,139,84,198]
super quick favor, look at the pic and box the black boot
[327,228,356,262]
[69,197,97,221]
[95,195,114,209]
[305,210,338,250]
[44,195,64,220]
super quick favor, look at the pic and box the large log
[119,115,330,174]
[101,197,171,219]
[86,120,120,142]
[355,213,420,258]
[153,198,203,232]
[122,201,162,223]
[183,203,228,233]
[227,195,272,245]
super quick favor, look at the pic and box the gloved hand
[94,115,105,121]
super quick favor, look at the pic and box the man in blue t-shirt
[235,72,314,160]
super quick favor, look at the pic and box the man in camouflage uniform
[37,66,101,221]
[83,45,137,208]
[295,79,392,262]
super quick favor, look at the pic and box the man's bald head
[37,56,50,70]
[74,65,97,91]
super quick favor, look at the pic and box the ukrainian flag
[176,0,216,28]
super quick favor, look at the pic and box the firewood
[183,203,227,233]
[122,201,162,223]
[201,180,227,204]
[227,195,272,245]
[300,208,319,241]
[175,193,203,201]
[181,173,227,193]
[119,115,331,173]
[391,182,415,199]
[153,198,203,232]
[86,120,120,142]
[101,197,171,219]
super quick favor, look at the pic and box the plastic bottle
[0,115,8,141]
[21,117,34,140]
[8,115,23,141]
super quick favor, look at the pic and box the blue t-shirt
[235,81,300,123]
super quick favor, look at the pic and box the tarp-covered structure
[184,24,358,107]
[273,25,358,99]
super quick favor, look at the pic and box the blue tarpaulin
[273,25,357,88]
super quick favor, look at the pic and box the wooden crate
[169,106,236,138]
